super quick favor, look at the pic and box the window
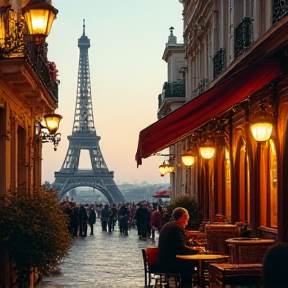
[225,148,232,222]
[269,140,277,228]
[236,139,251,223]
[259,140,277,228]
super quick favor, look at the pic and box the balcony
[234,17,253,59]
[273,0,288,23]
[157,80,185,119]
[192,78,209,97]
[213,48,226,79]
[0,6,58,111]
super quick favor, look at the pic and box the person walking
[150,204,163,240]
[78,204,88,237]
[119,202,130,235]
[88,206,96,235]
[71,204,80,236]
[134,202,150,240]
[128,203,137,229]
[108,204,117,232]
[96,204,102,220]
[100,204,111,232]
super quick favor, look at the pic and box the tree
[0,190,72,288]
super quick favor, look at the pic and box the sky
[42,0,184,186]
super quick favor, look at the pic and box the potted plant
[166,196,203,230]
[0,189,72,288]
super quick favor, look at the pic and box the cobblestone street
[41,222,157,288]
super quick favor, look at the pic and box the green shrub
[166,196,203,230]
[0,190,72,283]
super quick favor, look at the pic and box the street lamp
[43,113,62,134]
[22,0,58,44]
[159,160,174,177]
[36,113,62,151]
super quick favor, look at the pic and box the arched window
[269,140,278,228]
[259,140,277,227]
[225,148,232,222]
[236,138,251,222]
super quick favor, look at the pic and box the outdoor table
[225,237,275,263]
[176,254,230,288]
[209,263,263,288]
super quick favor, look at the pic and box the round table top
[176,254,230,260]
[225,237,275,244]
[205,224,236,228]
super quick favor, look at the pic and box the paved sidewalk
[41,221,158,288]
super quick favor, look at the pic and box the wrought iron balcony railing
[158,80,185,109]
[213,48,226,79]
[0,6,59,102]
[192,78,209,96]
[234,17,253,58]
[273,0,288,23]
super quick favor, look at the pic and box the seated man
[158,207,199,288]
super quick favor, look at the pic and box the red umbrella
[152,190,171,198]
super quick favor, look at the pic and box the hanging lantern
[199,139,215,159]
[181,148,196,166]
[159,160,174,177]
[250,110,274,142]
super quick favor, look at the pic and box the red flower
[48,61,59,80]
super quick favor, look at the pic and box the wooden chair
[141,247,181,287]
[205,224,236,255]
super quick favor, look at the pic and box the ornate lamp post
[36,113,62,151]
[43,113,62,134]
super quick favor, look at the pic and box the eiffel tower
[54,20,125,204]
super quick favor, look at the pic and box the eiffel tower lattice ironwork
[53,20,125,203]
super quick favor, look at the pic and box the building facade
[0,0,60,287]
[136,0,288,242]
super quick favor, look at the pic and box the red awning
[135,58,282,166]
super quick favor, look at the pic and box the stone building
[0,0,61,287]
[136,1,288,242]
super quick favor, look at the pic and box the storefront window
[260,143,268,226]
[269,140,277,228]
[238,145,250,222]
[259,140,277,228]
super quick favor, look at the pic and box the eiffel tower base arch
[53,171,125,204]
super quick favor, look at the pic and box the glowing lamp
[181,149,196,166]
[199,139,215,159]
[250,111,273,142]
[159,160,174,177]
[22,0,58,44]
[43,113,62,134]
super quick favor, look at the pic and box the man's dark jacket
[158,220,198,264]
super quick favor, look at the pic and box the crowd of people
[60,198,288,288]
[59,197,170,239]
